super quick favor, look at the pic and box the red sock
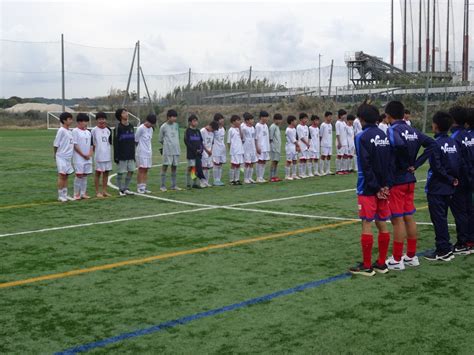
[393,241,404,261]
[407,238,417,258]
[361,234,374,269]
[377,232,391,265]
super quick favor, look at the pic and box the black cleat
[349,262,375,276]
[424,250,455,262]
[453,243,470,256]
[372,261,389,274]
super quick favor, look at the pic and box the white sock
[314,161,319,174]
[292,164,297,177]
[74,177,81,196]
[306,162,312,175]
[58,189,63,198]
[285,165,291,178]
[63,187,68,197]
[80,177,87,195]
[203,169,209,183]
[213,166,219,182]
[326,160,330,173]
[250,166,254,180]
[235,168,240,181]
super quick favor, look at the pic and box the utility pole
[418,0,422,72]
[187,68,191,89]
[328,60,334,97]
[318,53,322,96]
[140,66,155,114]
[462,0,469,82]
[423,55,431,133]
[391,0,394,67]
[137,40,140,119]
[123,43,137,106]
[426,0,430,73]
[445,0,450,72]
[432,0,436,73]
[247,66,252,107]
[403,0,407,71]
[61,33,65,112]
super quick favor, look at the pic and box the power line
[0,39,59,44]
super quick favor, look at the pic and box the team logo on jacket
[462,137,474,147]
[370,135,390,146]
[401,130,418,141]
[441,143,457,154]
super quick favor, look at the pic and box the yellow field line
[0,220,357,289]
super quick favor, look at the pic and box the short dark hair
[167,109,178,118]
[209,121,219,131]
[324,111,332,117]
[299,112,308,119]
[230,114,241,123]
[213,113,224,121]
[448,106,467,126]
[432,111,453,132]
[146,113,157,125]
[466,108,474,129]
[357,103,379,124]
[96,111,107,120]
[273,113,283,121]
[259,110,269,118]
[385,101,405,120]
[337,109,347,118]
[59,112,73,123]
[188,114,198,123]
[380,113,387,120]
[346,114,355,121]
[243,112,254,121]
[115,108,127,121]
[404,109,411,115]
[310,114,320,121]
[287,115,297,125]
[76,113,89,122]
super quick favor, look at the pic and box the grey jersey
[269,123,281,153]
[158,122,180,156]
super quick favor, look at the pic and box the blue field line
[55,272,351,354]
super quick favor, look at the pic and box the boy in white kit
[227,115,244,185]
[53,112,75,202]
[241,112,257,184]
[255,111,270,183]
[285,115,301,180]
[200,120,219,187]
[345,114,356,173]
[335,109,349,175]
[269,113,283,182]
[72,113,93,200]
[297,113,311,178]
[320,111,334,175]
[91,112,112,198]
[308,114,321,176]
[135,113,157,194]
[212,113,226,186]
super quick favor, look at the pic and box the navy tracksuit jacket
[425,132,462,253]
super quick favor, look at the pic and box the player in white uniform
[200,120,219,187]
[308,115,321,176]
[135,114,156,194]
[353,116,363,135]
[227,115,244,185]
[335,109,349,175]
[269,113,283,182]
[297,113,311,178]
[91,112,113,198]
[212,113,226,186]
[404,109,412,126]
[72,113,93,200]
[378,113,390,134]
[285,115,300,180]
[241,112,257,184]
[319,111,333,175]
[345,114,356,172]
[53,112,75,202]
[255,111,271,183]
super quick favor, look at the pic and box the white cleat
[160,186,167,192]
[314,172,322,176]
[65,195,75,201]
[58,196,68,202]
[285,176,294,181]
[293,175,301,180]
[403,255,420,267]
[256,178,267,183]
[307,173,314,177]
[244,179,251,184]
[385,255,405,271]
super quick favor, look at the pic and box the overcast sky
[0,0,471,98]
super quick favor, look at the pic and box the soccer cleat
[119,190,126,197]
[230,181,236,186]
[372,262,389,274]
[307,172,314,177]
[102,191,112,197]
[256,178,267,183]
[349,262,376,276]
[81,194,91,199]
[274,177,282,182]
[285,176,294,181]
[453,243,470,256]
[314,171,321,176]
[336,171,345,175]
[424,250,455,262]
[235,180,243,185]
[137,190,145,194]
[293,175,301,180]
[213,181,225,186]
[403,255,420,267]
[124,189,134,195]
[192,184,203,189]
[74,194,81,201]
[385,256,405,271]
[170,186,182,191]
[58,196,68,203]
[65,195,75,201]
[96,192,104,198]
[144,189,152,194]
[199,182,207,188]
[160,186,167,192]
[249,178,256,184]
[244,179,251,184]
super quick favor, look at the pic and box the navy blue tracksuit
[425,133,461,253]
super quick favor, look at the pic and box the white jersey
[346,125,355,148]
[255,122,270,153]
[135,124,153,158]
[309,126,320,152]
[72,127,92,164]
[296,124,309,152]
[200,127,214,158]
[285,127,298,154]
[241,123,256,153]
[91,126,112,163]
[404,119,412,126]
[227,126,244,155]
[335,120,348,147]
[212,127,226,157]
[53,127,74,159]
[319,122,333,148]
[378,122,389,135]
[353,118,363,135]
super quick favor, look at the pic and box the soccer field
[1,129,473,354]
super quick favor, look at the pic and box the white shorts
[270,151,281,162]
[347,146,355,157]
[74,160,93,175]
[95,161,112,172]
[163,155,179,166]
[308,150,320,160]
[137,156,152,169]
[117,160,136,174]
[286,152,298,161]
[337,145,349,156]
[187,159,196,167]
[257,151,270,162]
[213,155,227,164]
[321,146,332,156]
[244,152,257,164]
[56,156,74,175]
[299,150,311,160]
[201,156,213,169]
[231,154,244,165]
